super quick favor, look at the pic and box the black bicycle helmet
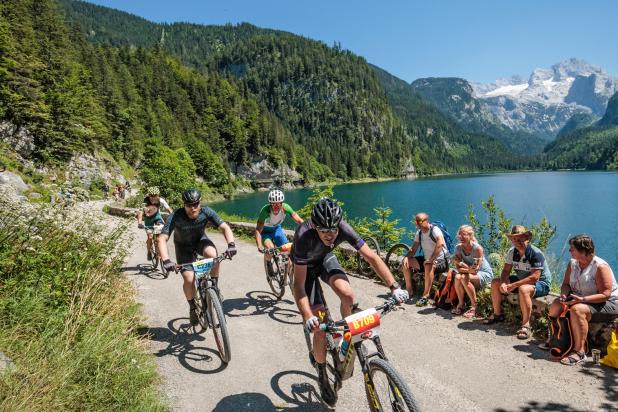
[182,188,201,204]
[311,198,342,229]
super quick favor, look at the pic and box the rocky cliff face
[472,58,618,139]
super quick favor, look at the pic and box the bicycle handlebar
[318,297,400,332]
[175,253,231,272]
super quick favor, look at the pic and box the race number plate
[192,258,214,277]
[345,307,381,343]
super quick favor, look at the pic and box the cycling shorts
[262,225,289,247]
[304,252,348,308]
[174,236,217,273]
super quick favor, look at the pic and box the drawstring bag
[600,331,618,369]
[549,303,574,360]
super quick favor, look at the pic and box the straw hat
[506,225,533,240]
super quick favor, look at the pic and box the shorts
[508,275,550,298]
[414,255,448,274]
[262,226,289,247]
[477,270,493,288]
[174,236,217,272]
[144,215,164,227]
[304,252,348,308]
[587,299,618,322]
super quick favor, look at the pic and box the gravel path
[117,222,616,412]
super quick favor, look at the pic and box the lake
[211,171,618,279]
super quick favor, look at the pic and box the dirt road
[122,227,616,412]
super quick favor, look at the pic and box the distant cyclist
[292,198,408,407]
[255,188,303,276]
[137,187,174,261]
[158,189,237,326]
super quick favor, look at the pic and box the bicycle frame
[304,279,399,399]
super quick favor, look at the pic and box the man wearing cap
[483,225,552,340]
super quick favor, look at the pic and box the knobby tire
[366,358,419,412]
[266,259,285,300]
[207,287,231,363]
[385,243,411,276]
[358,236,381,276]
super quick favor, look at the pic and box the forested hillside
[0,0,331,196]
[410,77,548,154]
[544,92,618,170]
[59,0,521,178]
[372,67,532,173]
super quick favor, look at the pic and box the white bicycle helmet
[268,189,285,203]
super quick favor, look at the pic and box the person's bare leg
[490,278,503,315]
[518,284,535,327]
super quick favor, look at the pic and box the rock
[28,192,42,199]
[0,171,28,193]
[0,121,35,159]
[0,352,15,374]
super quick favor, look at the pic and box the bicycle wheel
[149,243,159,271]
[207,287,231,363]
[365,358,419,412]
[193,284,208,332]
[385,243,411,276]
[358,236,381,276]
[266,258,285,300]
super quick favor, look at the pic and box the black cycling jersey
[292,219,365,267]
[162,206,224,246]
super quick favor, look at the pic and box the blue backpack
[418,221,454,257]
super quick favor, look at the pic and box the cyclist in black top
[292,198,408,407]
[159,189,237,326]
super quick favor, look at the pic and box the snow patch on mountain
[471,58,618,138]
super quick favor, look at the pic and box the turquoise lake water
[211,171,618,279]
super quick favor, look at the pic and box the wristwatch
[389,281,401,291]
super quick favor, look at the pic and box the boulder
[0,171,28,193]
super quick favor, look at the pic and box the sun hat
[506,225,533,240]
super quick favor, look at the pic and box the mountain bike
[177,253,232,363]
[261,242,293,300]
[144,224,165,275]
[385,243,411,276]
[304,280,419,411]
[357,236,381,277]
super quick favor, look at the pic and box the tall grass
[0,203,165,410]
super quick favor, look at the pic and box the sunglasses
[184,202,200,209]
[316,227,338,234]
[415,219,426,224]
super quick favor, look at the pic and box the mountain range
[412,59,618,154]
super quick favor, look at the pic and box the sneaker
[189,307,199,326]
[415,296,429,307]
[317,364,337,407]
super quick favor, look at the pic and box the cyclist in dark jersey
[292,198,408,407]
[159,189,237,326]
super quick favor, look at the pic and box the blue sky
[85,0,618,83]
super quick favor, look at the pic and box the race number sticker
[345,308,381,341]
[192,258,214,274]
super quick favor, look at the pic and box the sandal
[516,325,532,340]
[463,307,477,319]
[415,296,429,307]
[560,351,587,366]
[451,306,464,315]
[483,313,505,324]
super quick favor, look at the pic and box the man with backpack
[402,212,452,306]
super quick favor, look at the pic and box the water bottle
[339,332,352,362]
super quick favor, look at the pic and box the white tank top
[569,256,618,301]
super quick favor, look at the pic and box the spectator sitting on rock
[483,225,552,340]
[450,225,494,318]
[543,235,618,365]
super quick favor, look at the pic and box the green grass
[0,206,165,410]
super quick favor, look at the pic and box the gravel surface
[117,222,617,412]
